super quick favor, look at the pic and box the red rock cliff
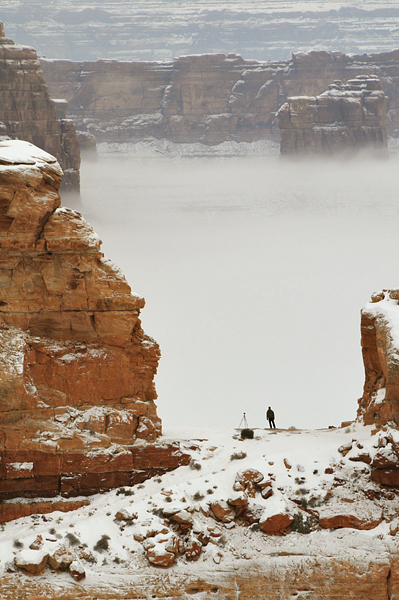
[0,140,187,508]
[359,290,399,428]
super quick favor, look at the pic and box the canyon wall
[0,23,80,192]
[276,75,388,155]
[0,139,188,514]
[40,49,399,146]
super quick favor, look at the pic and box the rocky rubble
[0,139,189,511]
[0,22,80,192]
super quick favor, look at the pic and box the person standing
[266,406,276,429]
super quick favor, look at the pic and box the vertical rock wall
[276,75,388,155]
[40,49,399,145]
[359,290,399,428]
[0,140,187,508]
[0,22,80,192]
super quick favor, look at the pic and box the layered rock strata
[0,22,80,191]
[40,49,399,146]
[0,140,187,509]
[276,75,388,155]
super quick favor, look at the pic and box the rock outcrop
[0,22,80,192]
[0,139,188,510]
[40,49,399,146]
[359,290,399,427]
[276,75,388,155]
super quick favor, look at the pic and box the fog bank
[65,149,399,431]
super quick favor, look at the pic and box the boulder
[317,504,383,530]
[69,560,86,581]
[210,501,235,523]
[184,538,202,561]
[48,545,75,571]
[147,545,176,567]
[233,469,264,497]
[14,550,49,574]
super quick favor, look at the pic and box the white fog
[64,145,399,432]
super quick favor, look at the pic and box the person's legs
[272,419,276,429]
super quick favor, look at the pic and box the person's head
[268,406,271,409]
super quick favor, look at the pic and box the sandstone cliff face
[0,140,187,507]
[276,75,388,155]
[0,23,80,191]
[40,49,399,146]
[359,290,399,428]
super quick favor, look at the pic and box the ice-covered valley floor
[1,423,399,592]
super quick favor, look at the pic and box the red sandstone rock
[69,560,85,581]
[317,504,383,530]
[48,546,75,571]
[371,468,399,486]
[14,550,49,575]
[147,545,176,567]
[0,140,190,507]
[233,468,264,497]
[184,538,202,561]
[259,512,294,534]
[0,497,90,524]
[358,291,399,427]
[210,501,235,523]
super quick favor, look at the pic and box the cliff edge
[0,140,188,511]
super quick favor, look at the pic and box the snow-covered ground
[1,423,399,587]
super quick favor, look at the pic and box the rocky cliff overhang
[276,75,389,155]
[0,140,189,511]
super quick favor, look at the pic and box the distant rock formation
[0,140,188,512]
[276,75,388,155]
[0,22,80,191]
[359,290,399,429]
[40,49,399,147]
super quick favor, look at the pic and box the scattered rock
[210,501,235,523]
[259,512,294,535]
[69,560,86,581]
[48,545,75,570]
[29,535,43,550]
[147,545,176,567]
[184,538,202,561]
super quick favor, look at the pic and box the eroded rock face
[0,140,189,506]
[358,290,399,428]
[40,49,399,146]
[0,22,80,192]
[276,75,388,155]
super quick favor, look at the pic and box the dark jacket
[266,408,275,420]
